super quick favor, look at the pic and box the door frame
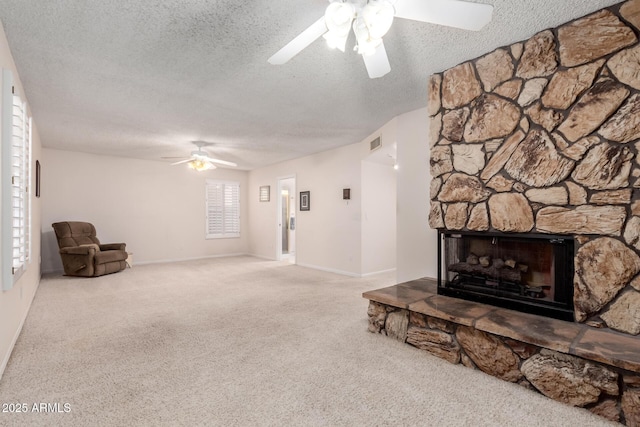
[276,174,296,261]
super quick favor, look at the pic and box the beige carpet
[0,256,616,426]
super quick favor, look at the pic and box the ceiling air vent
[370,136,381,152]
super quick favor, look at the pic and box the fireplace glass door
[438,231,574,321]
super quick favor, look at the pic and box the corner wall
[248,106,432,279]
[396,107,435,282]
[0,21,42,380]
[361,160,396,275]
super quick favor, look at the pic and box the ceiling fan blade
[363,42,391,79]
[268,17,328,65]
[394,0,493,31]
[201,156,238,167]
[170,159,193,166]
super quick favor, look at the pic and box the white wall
[248,143,363,276]
[396,107,437,282]
[248,107,433,279]
[0,22,42,379]
[361,160,396,275]
[359,117,398,276]
[41,149,249,272]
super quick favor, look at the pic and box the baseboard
[134,253,250,266]
[0,321,24,382]
[41,253,252,274]
[0,278,41,382]
[295,262,361,278]
[247,253,276,261]
[361,268,396,277]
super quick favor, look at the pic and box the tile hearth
[363,279,640,372]
[364,279,640,424]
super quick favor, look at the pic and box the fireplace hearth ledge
[363,278,640,373]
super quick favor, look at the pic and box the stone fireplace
[364,1,640,424]
[428,0,640,336]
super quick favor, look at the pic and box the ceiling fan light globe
[323,31,349,52]
[188,159,215,171]
[325,2,355,34]
[362,0,395,39]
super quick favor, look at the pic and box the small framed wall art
[300,191,310,211]
[343,188,350,200]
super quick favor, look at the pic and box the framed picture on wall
[300,191,310,211]
[35,160,41,198]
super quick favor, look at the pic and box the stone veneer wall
[367,301,640,425]
[428,0,640,334]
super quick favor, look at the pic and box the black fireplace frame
[437,230,575,321]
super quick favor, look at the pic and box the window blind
[206,180,240,239]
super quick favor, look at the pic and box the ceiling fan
[268,0,493,79]
[163,141,238,171]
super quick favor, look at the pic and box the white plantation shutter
[11,95,26,274]
[11,95,31,276]
[2,69,32,289]
[25,114,32,262]
[206,180,240,238]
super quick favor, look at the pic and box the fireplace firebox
[438,231,574,321]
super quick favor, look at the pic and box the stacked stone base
[368,301,640,426]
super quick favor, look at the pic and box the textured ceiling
[0,0,624,170]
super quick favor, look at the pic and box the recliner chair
[52,221,128,277]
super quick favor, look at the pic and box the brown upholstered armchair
[52,221,128,277]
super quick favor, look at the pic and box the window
[2,69,32,289]
[205,180,240,239]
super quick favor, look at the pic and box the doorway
[277,176,296,263]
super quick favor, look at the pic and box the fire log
[449,262,522,283]
[467,253,479,265]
